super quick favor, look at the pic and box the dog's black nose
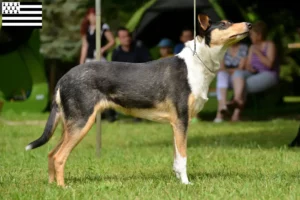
[246,22,252,30]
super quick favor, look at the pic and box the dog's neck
[184,36,227,73]
[177,37,228,106]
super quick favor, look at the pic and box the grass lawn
[1,112,300,199]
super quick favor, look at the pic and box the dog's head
[197,14,252,47]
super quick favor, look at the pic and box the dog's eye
[220,22,226,26]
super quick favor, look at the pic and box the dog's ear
[198,14,210,31]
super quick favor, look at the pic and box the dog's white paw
[174,171,181,179]
[173,168,191,185]
[180,175,191,185]
[64,185,72,189]
[181,180,193,185]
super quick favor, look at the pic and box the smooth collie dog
[26,14,252,187]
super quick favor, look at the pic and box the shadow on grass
[64,169,300,184]
[136,128,300,150]
[187,130,298,149]
[189,170,300,181]
[65,173,173,184]
[199,103,300,122]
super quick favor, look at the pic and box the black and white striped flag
[1,2,42,28]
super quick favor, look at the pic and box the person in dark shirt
[112,27,152,63]
[174,28,193,54]
[107,27,152,122]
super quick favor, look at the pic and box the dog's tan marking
[55,88,68,127]
[171,121,187,157]
[209,22,248,46]
[47,119,68,184]
[230,23,248,34]
[108,98,177,123]
[51,101,108,187]
[48,134,63,183]
[44,112,62,183]
[198,14,210,31]
[55,89,61,105]
[188,94,197,120]
[221,20,229,23]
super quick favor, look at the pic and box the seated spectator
[157,38,174,58]
[227,21,280,121]
[174,28,193,54]
[214,42,248,123]
[112,27,152,63]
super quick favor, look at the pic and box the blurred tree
[40,0,87,62]
[40,0,149,62]
[87,0,149,31]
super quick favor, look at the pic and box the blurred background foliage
[38,0,300,94]
[40,0,148,61]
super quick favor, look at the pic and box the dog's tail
[25,90,61,151]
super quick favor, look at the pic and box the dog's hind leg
[48,125,65,183]
[52,102,105,187]
[171,116,190,184]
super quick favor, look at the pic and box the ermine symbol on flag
[1,2,42,28]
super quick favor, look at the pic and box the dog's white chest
[177,46,216,102]
[185,58,215,102]
[193,96,208,113]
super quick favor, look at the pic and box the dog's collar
[187,45,216,74]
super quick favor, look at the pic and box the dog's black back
[57,57,191,124]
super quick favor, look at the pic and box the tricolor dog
[26,14,252,187]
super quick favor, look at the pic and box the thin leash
[191,0,215,74]
[188,45,215,74]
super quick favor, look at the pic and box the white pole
[95,0,102,157]
[193,0,196,55]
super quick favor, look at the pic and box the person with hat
[157,38,174,59]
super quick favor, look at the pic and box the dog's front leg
[171,119,190,184]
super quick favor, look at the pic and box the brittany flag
[1,2,42,28]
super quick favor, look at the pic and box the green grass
[1,112,300,199]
